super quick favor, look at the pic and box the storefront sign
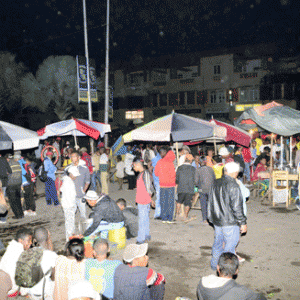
[235,103,261,111]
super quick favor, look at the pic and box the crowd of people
[0,134,285,299]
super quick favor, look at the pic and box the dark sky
[1,0,299,73]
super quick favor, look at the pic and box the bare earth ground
[1,179,300,300]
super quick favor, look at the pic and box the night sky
[1,0,299,73]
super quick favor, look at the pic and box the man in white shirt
[24,227,57,300]
[99,147,109,194]
[124,146,136,190]
[0,228,33,297]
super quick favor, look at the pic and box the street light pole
[104,0,110,147]
[83,0,94,152]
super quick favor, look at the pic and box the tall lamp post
[82,0,94,152]
[104,0,110,147]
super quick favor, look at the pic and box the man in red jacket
[155,146,176,223]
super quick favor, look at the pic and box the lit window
[125,110,144,119]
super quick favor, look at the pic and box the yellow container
[108,227,126,250]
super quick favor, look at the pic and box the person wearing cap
[208,162,247,271]
[85,238,121,299]
[6,153,24,219]
[83,191,125,238]
[99,147,110,195]
[114,243,165,300]
[195,156,216,225]
[218,147,233,164]
[175,154,195,221]
[44,151,59,206]
[60,166,81,240]
[68,280,100,300]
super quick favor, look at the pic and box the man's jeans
[160,187,175,221]
[137,203,151,243]
[85,219,124,238]
[154,181,161,218]
[244,162,251,182]
[91,171,101,191]
[211,225,240,270]
[199,192,208,221]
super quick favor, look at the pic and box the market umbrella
[123,112,226,143]
[234,101,300,136]
[209,118,251,147]
[0,121,40,150]
[37,118,111,147]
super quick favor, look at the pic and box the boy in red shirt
[132,158,154,244]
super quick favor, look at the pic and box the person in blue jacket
[44,151,59,206]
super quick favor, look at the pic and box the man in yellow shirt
[255,136,263,156]
[212,155,224,179]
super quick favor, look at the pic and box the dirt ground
[1,179,300,300]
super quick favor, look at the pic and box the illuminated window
[125,110,144,119]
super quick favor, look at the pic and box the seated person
[68,280,100,300]
[251,157,269,195]
[22,227,57,300]
[254,147,270,168]
[116,198,138,239]
[114,243,165,300]
[0,228,33,297]
[85,238,121,300]
[274,151,286,168]
[83,191,125,238]
[197,252,267,300]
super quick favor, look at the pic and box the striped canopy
[0,121,40,150]
[123,112,226,143]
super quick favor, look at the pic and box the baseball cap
[68,166,80,177]
[84,190,100,201]
[123,243,148,263]
[219,147,230,156]
[68,280,100,300]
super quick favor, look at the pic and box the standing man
[52,138,61,167]
[132,158,154,244]
[155,146,176,223]
[208,162,247,271]
[175,154,195,221]
[150,149,161,219]
[44,151,59,206]
[7,153,24,219]
[142,144,155,167]
[65,151,90,222]
[0,154,12,197]
[124,146,136,190]
[195,157,216,225]
[91,149,101,192]
[80,147,93,175]
[99,147,109,195]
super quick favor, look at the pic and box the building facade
[95,44,299,127]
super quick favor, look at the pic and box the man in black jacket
[83,191,125,237]
[197,252,266,300]
[208,162,247,271]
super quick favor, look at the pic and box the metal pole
[104,0,110,147]
[83,0,94,153]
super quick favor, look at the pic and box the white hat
[219,147,230,156]
[225,162,240,174]
[123,243,148,263]
[84,190,100,201]
[68,166,80,177]
[68,280,100,300]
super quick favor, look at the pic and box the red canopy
[209,119,251,147]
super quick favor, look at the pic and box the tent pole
[269,134,274,201]
[175,142,179,166]
[73,129,78,150]
[290,136,293,168]
[280,136,283,169]
[213,139,217,154]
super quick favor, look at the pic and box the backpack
[24,164,32,183]
[15,247,44,288]
[144,149,151,164]
[38,162,48,182]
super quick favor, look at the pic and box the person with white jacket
[60,166,80,241]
